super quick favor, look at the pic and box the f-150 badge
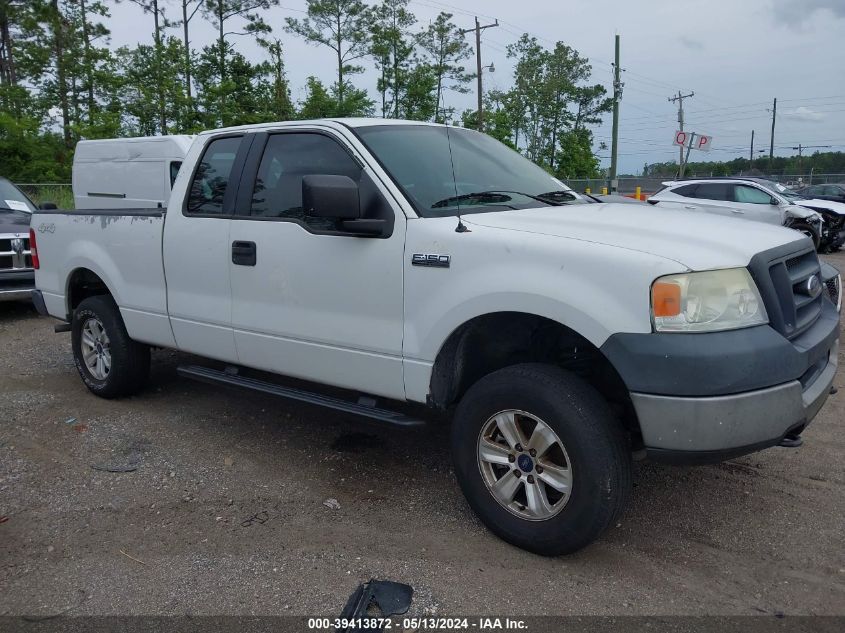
[412,253,450,268]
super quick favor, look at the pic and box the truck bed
[31,207,174,348]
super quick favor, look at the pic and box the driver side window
[734,185,773,204]
[249,133,362,231]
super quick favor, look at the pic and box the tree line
[0,0,612,183]
[643,151,845,179]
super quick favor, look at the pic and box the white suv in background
[649,177,824,248]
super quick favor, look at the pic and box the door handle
[683,205,697,210]
[232,241,256,266]
[731,209,744,214]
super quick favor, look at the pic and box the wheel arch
[65,266,116,319]
[428,311,641,442]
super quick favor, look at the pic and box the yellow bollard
[635,186,642,201]
[585,187,591,194]
[601,187,608,195]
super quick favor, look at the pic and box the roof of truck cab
[196,118,447,136]
[74,135,195,162]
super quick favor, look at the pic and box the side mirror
[770,197,780,206]
[302,175,360,219]
[39,201,58,210]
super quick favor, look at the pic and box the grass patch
[18,184,74,210]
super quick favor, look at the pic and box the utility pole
[609,34,624,192]
[669,90,694,178]
[791,143,832,177]
[749,130,755,172]
[461,17,498,133]
[768,97,777,173]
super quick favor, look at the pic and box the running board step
[177,365,425,428]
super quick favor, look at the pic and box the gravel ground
[1,252,844,619]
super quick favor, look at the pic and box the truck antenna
[455,215,471,233]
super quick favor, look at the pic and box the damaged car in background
[648,177,831,250]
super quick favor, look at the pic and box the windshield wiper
[431,190,562,209]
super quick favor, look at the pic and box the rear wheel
[451,363,632,556]
[71,295,150,399]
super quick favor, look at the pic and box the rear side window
[249,133,361,230]
[694,183,732,201]
[186,136,241,214]
[672,184,698,198]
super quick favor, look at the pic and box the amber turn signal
[652,281,681,317]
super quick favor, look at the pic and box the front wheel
[71,295,150,399]
[451,363,632,556]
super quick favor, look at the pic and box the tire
[71,295,150,399]
[791,222,820,250]
[451,363,632,556]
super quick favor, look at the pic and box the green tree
[33,1,118,146]
[298,75,333,118]
[0,0,44,115]
[505,34,545,156]
[285,0,369,111]
[416,11,471,122]
[297,75,373,118]
[397,61,435,120]
[177,0,203,123]
[368,0,415,118]
[461,90,515,148]
[117,36,191,135]
[505,34,609,173]
[258,37,294,121]
[555,128,600,179]
[201,0,277,125]
[129,0,173,133]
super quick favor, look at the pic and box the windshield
[766,181,806,202]
[354,125,586,217]
[0,179,36,213]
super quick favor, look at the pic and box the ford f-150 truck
[30,119,841,555]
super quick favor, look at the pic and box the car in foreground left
[0,178,41,301]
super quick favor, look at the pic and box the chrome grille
[0,234,32,271]
[826,276,840,310]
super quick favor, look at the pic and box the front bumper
[633,338,837,463]
[0,269,35,302]
[601,293,840,464]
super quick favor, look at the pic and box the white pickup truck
[30,119,841,555]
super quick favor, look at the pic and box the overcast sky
[106,0,845,175]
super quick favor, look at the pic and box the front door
[731,183,782,225]
[164,134,250,362]
[228,130,407,399]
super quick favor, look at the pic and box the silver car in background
[649,177,825,249]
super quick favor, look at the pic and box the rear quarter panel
[32,212,174,347]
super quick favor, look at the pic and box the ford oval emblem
[805,275,822,298]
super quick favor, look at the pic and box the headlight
[651,268,768,333]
